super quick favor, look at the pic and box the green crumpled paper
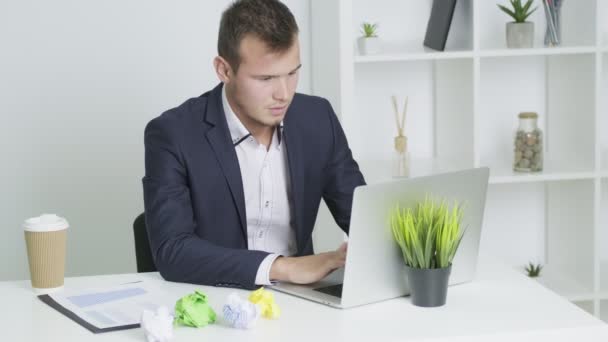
[174,290,217,327]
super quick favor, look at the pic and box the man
[143,0,365,290]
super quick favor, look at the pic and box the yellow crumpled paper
[248,287,280,319]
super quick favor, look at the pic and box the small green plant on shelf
[497,0,537,23]
[357,22,381,55]
[360,22,378,38]
[525,262,543,277]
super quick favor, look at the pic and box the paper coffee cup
[23,214,69,294]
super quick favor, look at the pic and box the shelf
[311,0,605,319]
[600,1,608,50]
[603,150,608,177]
[602,52,608,174]
[483,180,596,301]
[478,46,597,58]
[486,160,596,184]
[480,182,547,273]
[545,179,596,301]
[355,49,473,63]
[351,0,473,58]
[572,300,595,316]
[479,54,596,179]
[533,266,595,301]
[352,58,473,166]
[479,0,597,50]
[357,158,473,185]
[600,184,608,296]
[600,261,608,298]
[354,46,598,63]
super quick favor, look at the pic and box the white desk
[1,259,607,342]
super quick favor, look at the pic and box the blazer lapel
[203,84,248,241]
[283,112,307,255]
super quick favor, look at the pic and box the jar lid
[518,112,538,119]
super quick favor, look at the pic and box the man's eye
[260,76,272,81]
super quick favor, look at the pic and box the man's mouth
[270,105,287,115]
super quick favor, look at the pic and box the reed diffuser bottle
[392,95,410,177]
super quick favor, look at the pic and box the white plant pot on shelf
[357,36,381,55]
[506,22,534,48]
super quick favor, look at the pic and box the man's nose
[273,77,288,101]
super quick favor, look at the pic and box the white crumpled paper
[222,293,261,329]
[140,306,174,342]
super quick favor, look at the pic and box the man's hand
[270,243,347,284]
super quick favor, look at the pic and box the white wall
[0,0,312,281]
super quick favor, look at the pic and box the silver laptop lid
[340,167,489,308]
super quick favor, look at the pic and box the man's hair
[218,0,299,73]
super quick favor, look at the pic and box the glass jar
[513,112,543,172]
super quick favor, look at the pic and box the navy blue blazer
[143,83,365,289]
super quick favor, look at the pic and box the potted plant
[498,0,537,48]
[357,22,380,55]
[525,262,543,278]
[390,197,466,307]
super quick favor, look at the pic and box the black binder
[38,294,140,334]
[423,0,458,51]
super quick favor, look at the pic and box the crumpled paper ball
[174,290,216,327]
[140,306,174,342]
[248,287,281,319]
[222,293,261,329]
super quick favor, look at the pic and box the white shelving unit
[310,0,608,318]
[603,53,608,176]
[575,300,595,317]
[601,180,608,300]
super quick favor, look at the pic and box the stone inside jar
[513,129,543,172]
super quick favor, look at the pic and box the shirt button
[265,201,270,208]
[258,231,264,238]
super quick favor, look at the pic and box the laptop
[273,167,490,308]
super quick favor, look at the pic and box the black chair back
[133,213,157,272]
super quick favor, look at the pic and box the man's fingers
[332,252,346,269]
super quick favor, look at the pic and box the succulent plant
[360,22,378,38]
[498,0,537,23]
[525,262,543,277]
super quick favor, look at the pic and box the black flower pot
[405,264,452,307]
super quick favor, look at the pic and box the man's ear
[214,56,233,83]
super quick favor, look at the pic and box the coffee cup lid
[23,214,69,232]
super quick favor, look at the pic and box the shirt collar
[222,84,284,149]
[222,84,251,145]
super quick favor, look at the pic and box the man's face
[225,34,301,130]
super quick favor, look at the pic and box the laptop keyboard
[313,284,343,298]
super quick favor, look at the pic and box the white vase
[506,22,534,48]
[357,36,381,55]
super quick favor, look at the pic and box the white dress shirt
[222,86,297,285]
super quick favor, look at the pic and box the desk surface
[1,259,607,342]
